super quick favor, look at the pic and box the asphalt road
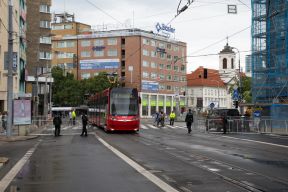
[0,121,287,192]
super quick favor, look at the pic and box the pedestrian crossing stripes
[43,124,187,131]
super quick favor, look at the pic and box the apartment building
[26,0,52,116]
[52,20,187,117]
[0,0,26,112]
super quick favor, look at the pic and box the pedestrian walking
[53,114,62,137]
[222,115,228,134]
[158,111,165,127]
[1,111,7,133]
[153,111,159,126]
[68,110,73,125]
[169,111,176,126]
[81,113,88,136]
[72,109,76,125]
[185,109,193,134]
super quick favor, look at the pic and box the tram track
[127,130,288,192]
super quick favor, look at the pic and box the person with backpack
[81,113,88,136]
[53,114,62,137]
[185,109,194,134]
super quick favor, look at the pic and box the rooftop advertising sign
[155,22,175,38]
[80,59,119,70]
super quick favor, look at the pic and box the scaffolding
[251,0,288,105]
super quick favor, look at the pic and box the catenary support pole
[6,0,14,137]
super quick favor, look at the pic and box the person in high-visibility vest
[169,111,176,126]
[72,110,76,125]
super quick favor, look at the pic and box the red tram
[88,87,140,132]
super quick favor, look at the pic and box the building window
[173,76,179,81]
[39,52,51,60]
[94,50,104,57]
[166,65,171,70]
[166,85,172,90]
[174,45,179,51]
[108,49,118,56]
[40,4,50,13]
[151,51,157,57]
[167,44,172,50]
[151,62,157,68]
[151,40,156,47]
[81,40,91,47]
[174,66,179,72]
[94,39,104,46]
[57,52,74,59]
[143,38,149,45]
[56,41,75,48]
[159,64,164,69]
[142,72,149,78]
[81,51,91,57]
[181,65,186,72]
[142,61,149,67]
[160,84,165,90]
[151,73,157,79]
[160,52,166,59]
[223,58,227,69]
[159,42,165,48]
[81,73,91,79]
[143,49,149,56]
[108,38,117,45]
[181,76,186,82]
[159,74,165,80]
[167,54,172,60]
[231,58,234,69]
[40,36,51,44]
[40,21,50,28]
[166,75,172,80]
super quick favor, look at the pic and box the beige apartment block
[0,0,22,112]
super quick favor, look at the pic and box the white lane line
[223,136,288,149]
[94,133,180,192]
[0,141,40,192]
[146,124,159,129]
[140,124,148,129]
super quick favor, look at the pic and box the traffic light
[204,68,208,79]
[233,100,239,108]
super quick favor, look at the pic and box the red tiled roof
[186,66,225,87]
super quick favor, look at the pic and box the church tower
[219,43,237,79]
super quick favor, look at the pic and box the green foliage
[51,68,113,106]
[229,76,252,103]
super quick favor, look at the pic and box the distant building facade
[245,55,252,77]
[26,0,52,116]
[51,15,187,117]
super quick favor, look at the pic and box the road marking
[94,133,180,192]
[146,124,158,129]
[223,136,288,149]
[0,141,40,192]
[140,124,148,129]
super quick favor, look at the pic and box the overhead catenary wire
[86,0,123,25]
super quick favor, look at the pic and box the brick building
[51,17,187,117]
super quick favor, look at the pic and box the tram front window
[110,90,138,116]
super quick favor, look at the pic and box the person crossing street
[185,109,194,134]
[169,111,176,126]
[80,113,88,137]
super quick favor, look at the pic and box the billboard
[13,99,31,125]
[142,81,159,92]
[80,59,119,70]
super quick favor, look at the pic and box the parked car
[206,108,240,131]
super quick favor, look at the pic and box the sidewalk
[0,135,38,142]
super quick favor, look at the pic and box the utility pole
[43,64,48,119]
[6,0,14,137]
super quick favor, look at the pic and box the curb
[0,135,38,142]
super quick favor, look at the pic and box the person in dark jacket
[222,115,228,134]
[185,109,194,134]
[53,114,62,137]
[81,113,88,136]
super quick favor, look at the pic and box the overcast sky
[52,0,251,73]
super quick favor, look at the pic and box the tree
[51,68,114,106]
